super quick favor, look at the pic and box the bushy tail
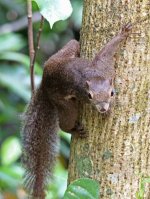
[21,88,59,199]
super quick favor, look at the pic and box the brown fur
[21,24,132,198]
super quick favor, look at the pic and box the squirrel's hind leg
[48,40,80,61]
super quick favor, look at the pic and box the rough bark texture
[68,0,150,198]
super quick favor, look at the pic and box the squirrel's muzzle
[96,102,109,113]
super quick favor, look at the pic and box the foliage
[63,178,100,199]
[33,0,73,28]
[0,0,83,198]
[136,177,150,199]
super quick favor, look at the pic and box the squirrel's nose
[96,102,109,113]
[100,108,106,113]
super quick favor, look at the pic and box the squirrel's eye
[111,91,114,96]
[88,93,93,99]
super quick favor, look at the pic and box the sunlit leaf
[59,130,71,142]
[0,33,25,52]
[63,178,100,199]
[0,66,31,101]
[136,177,150,199]
[0,52,42,75]
[33,0,73,28]
[1,137,22,165]
[143,178,150,183]
[47,163,68,198]
[0,165,24,178]
[0,170,20,189]
[59,131,71,159]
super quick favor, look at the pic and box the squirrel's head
[86,77,114,113]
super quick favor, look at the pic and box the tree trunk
[68,0,150,198]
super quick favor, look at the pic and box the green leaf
[59,130,71,142]
[0,33,25,52]
[0,165,24,180]
[0,65,31,101]
[136,177,150,199]
[33,0,73,28]
[0,164,24,189]
[47,163,68,198]
[0,51,42,75]
[0,171,20,189]
[1,137,22,165]
[142,178,150,183]
[63,178,100,199]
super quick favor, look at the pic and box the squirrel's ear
[86,80,91,89]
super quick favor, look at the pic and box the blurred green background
[0,0,83,198]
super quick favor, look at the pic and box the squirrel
[21,23,132,199]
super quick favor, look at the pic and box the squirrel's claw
[70,121,88,138]
[121,22,132,36]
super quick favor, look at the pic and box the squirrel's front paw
[121,23,132,36]
[71,121,88,138]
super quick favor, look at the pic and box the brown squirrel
[21,24,132,198]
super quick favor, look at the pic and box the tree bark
[68,0,150,198]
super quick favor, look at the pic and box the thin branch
[27,0,35,93]
[31,16,44,74]
[27,0,44,94]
